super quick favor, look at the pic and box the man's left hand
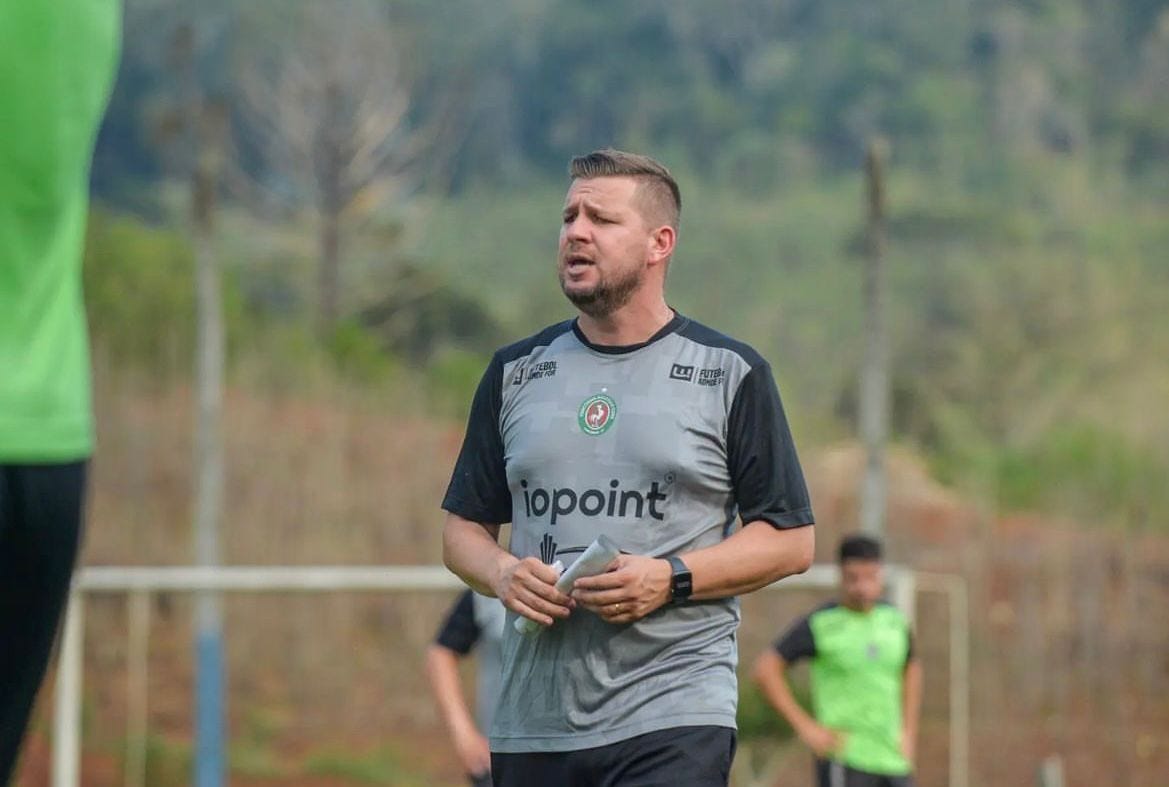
[571,555,673,623]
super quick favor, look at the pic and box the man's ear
[647,224,676,267]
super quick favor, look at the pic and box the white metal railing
[53,565,464,787]
[51,564,966,787]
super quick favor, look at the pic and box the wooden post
[859,138,890,538]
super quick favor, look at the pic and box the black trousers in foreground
[491,725,736,787]
[816,758,916,787]
[0,462,87,785]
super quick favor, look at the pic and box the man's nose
[564,215,590,241]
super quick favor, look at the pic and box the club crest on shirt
[578,393,617,436]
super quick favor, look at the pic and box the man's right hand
[797,721,843,758]
[453,724,492,778]
[493,556,575,626]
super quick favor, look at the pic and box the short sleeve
[441,354,512,524]
[726,363,814,528]
[434,590,481,655]
[774,615,816,663]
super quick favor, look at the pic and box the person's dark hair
[838,533,883,563]
[569,148,681,229]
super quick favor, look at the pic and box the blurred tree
[357,263,504,362]
[90,0,1169,199]
[234,0,463,332]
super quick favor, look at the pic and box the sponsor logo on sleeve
[528,361,557,379]
[668,363,725,386]
[697,367,725,386]
[513,360,558,386]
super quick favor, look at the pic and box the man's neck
[576,300,674,347]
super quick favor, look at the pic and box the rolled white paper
[514,534,622,634]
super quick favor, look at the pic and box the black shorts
[815,759,915,787]
[491,725,736,787]
[0,461,88,784]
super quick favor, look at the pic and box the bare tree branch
[232,0,448,331]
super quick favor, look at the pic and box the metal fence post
[52,588,84,787]
[1037,755,1065,787]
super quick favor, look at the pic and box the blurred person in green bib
[0,3,121,781]
[752,534,922,787]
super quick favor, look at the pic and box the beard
[559,262,643,318]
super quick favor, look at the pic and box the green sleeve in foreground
[0,2,121,461]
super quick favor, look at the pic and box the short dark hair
[568,148,681,229]
[839,534,883,563]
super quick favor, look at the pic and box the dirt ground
[10,383,1168,786]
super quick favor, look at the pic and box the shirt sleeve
[441,354,512,524]
[774,615,816,663]
[434,590,481,655]
[906,629,916,664]
[726,362,815,528]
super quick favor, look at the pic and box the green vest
[0,2,120,460]
[778,601,912,775]
[809,603,912,775]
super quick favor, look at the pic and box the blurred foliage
[737,675,810,743]
[302,745,433,785]
[326,321,401,387]
[423,349,494,423]
[981,423,1167,529]
[357,263,505,362]
[226,706,289,779]
[84,210,245,380]
[82,0,1169,531]
[135,734,191,787]
[94,0,1169,194]
[115,733,433,785]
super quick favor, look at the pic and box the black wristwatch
[667,556,693,604]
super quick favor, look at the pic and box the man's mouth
[564,254,594,270]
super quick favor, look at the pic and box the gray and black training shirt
[442,312,814,753]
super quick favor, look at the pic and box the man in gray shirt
[441,148,815,785]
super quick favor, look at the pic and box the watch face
[670,557,692,600]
